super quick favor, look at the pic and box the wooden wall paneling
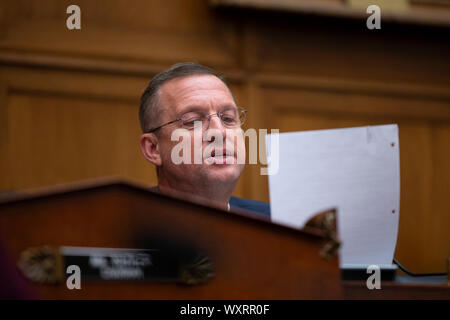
[243,80,271,202]
[4,93,156,190]
[396,123,450,274]
[212,0,450,27]
[235,21,274,202]
[430,125,450,272]
[0,66,158,191]
[0,1,240,69]
[243,14,450,86]
[0,0,227,34]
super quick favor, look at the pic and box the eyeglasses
[146,107,247,133]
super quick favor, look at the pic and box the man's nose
[205,114,226,140]
[207,114,225,130]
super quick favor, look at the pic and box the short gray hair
[139,62,228,133]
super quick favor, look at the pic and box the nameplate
[18,245,214,285]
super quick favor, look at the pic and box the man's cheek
[235,137,246,165]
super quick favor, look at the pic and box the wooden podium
[0,179,342,299]
[0,179,448,299]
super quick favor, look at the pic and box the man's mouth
[205,148,235,164]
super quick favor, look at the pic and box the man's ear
[140,133,162,166]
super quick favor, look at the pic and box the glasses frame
[146,107,247,133]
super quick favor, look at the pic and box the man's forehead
[159,75,234,111]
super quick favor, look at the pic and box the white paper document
[267,124,400,266]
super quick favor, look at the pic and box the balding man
[139,62,270,217]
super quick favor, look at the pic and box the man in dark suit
[139,62,270,217]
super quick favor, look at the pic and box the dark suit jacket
[229,196,271,218]
[150,186,271,218]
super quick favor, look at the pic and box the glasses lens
[220,108,246,128]
[219,109,239,127]
[180,108,247,130]
[181,112,204,130]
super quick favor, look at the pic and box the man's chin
[200,163,243,183]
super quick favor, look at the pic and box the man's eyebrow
[220,105,238,111]
[178,105,205,114]
[177,104,237,115]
